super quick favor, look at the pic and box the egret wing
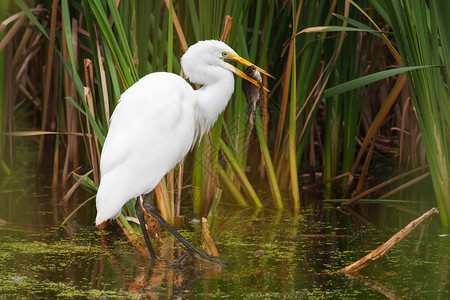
[96,73,196,224]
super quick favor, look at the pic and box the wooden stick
[201,217,219,257]
[340,207,439,273]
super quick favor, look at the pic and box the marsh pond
[0,142,449,299]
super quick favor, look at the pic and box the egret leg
[141,193,226,267]
[135,197,158,261]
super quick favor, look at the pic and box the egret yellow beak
[224,53,274,92]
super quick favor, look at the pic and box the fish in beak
[242,65,263,123]
[223,53,274,92]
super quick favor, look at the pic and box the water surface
[0,142,448,298]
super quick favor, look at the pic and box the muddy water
[0,142,449,298]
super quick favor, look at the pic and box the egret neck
[192,66,234,138]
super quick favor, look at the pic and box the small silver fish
[242,65,263,124]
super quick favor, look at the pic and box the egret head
[181,40,273,91]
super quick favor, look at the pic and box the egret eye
[222,51,227,57]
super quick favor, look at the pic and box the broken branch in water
[340,207,439,273]
[201,217,220,257]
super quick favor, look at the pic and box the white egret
[95,40,273,266]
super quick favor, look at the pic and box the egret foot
[137,193,227,268]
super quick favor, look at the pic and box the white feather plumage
[95,40,238,225]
